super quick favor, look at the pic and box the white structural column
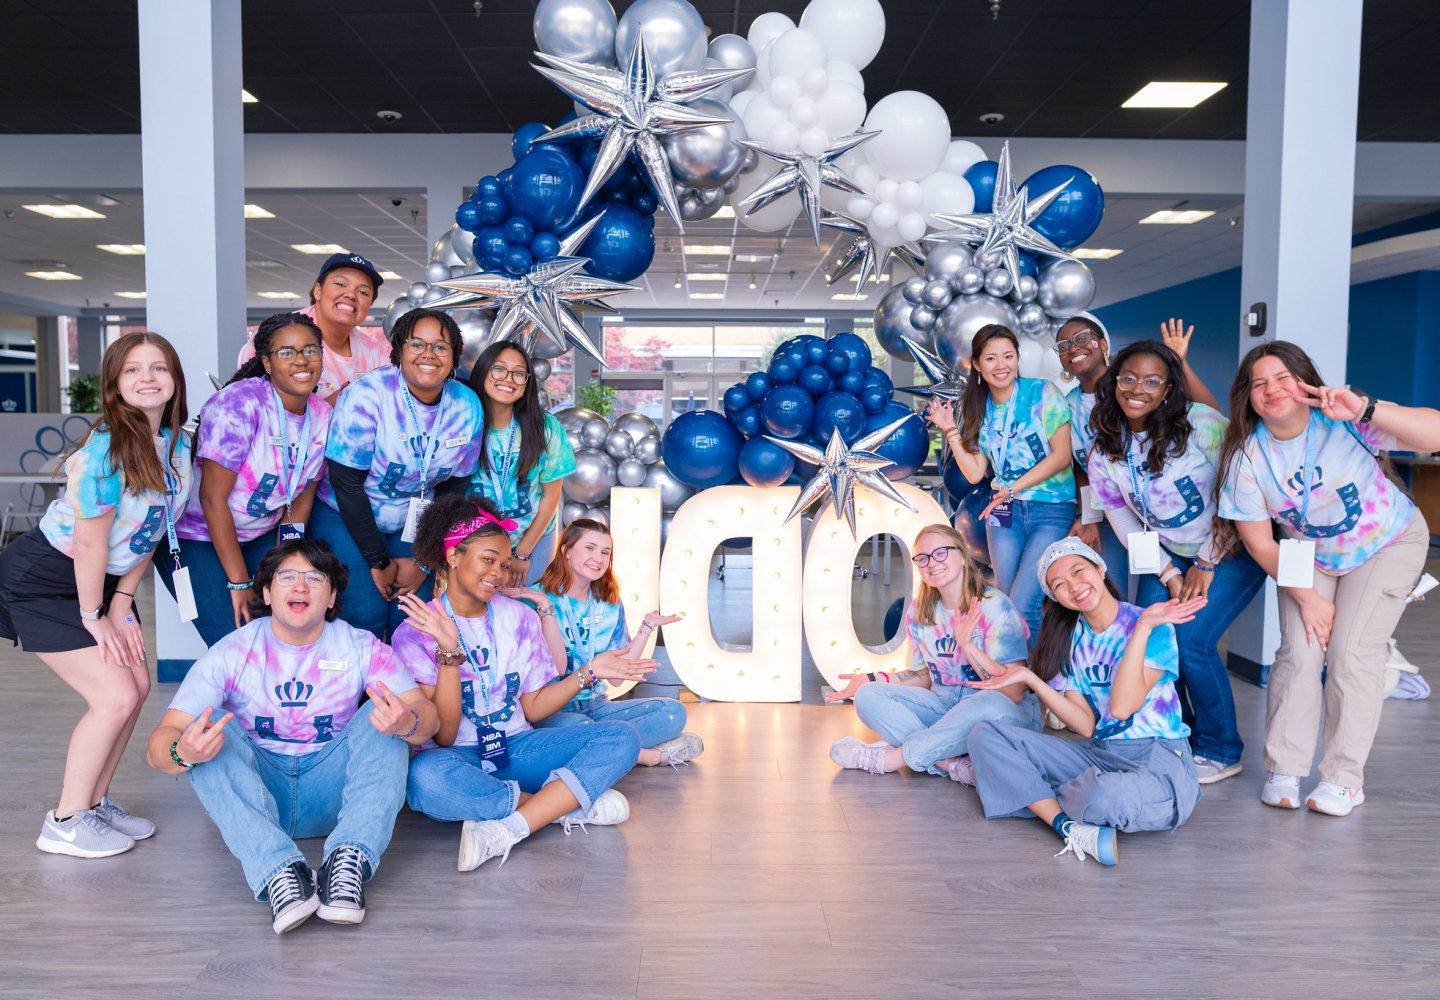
[138,0,247,679]
[1229,0,1363,684]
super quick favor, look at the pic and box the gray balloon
[643,460,694,512]
[617,457,648,487]
[922,279,953,311]
[456,312,496,377]
[555,406,603,433]
[432,232,462,269]
[700,57,737,104]
[723,174,741,195]
[660,511,676,545]
[613,411,660,444]
[976,248,1004,270]
[531,358,552,382]
[422,285,449,304]
[579,417,610,450]
[909,304,936,331]
[708,33,757,92]
[537,387,552,411]
[605,427,635,461]
[583,505,610,526]
[561,500,589,526]
[874,283,935,361]
[426,260,451,285]
[984,267,1014,298]
[901,275,927,305]
[565,428,584,452]
[634,433,662,465]
[1037,260,1096,319]
[614,0,706,76]
[407,282,429,306]
[932,294,1020,371]
[564,448,617,505]
[1018,302,1048,336]
[451,223,477,267]
[1014,274,1038,304]
[952,266,985,295]
[924,243,973,282]
[383,297,413,336]
[533,0,618,67]
[664,98,748,189]
[528,333,569,362]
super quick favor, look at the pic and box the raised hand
[1138,596,1208,629]
[587,649,659,683]
[499,586,551,613]
[824,671,870,703]
[367,681,417,736]
[643,610,684,630]
[1159,318,1195,360]
[177,707,234,765]
[962,662,1035,692]
[949,598,983,648]
[1292,380,1367,422]
[397,594,460,652]
[925,397,957,432]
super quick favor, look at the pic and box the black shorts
[0,528,127,654]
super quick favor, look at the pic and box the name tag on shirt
[171,566,199,622]
[318,659,349,672]
[267,435,284,446]
[402,497,431,543]
[1128,529,1163,575]
[443,435,467,448]
[277,522,305,543]
[1277,539,1317,588]
[1079,485,1104,525]
[478,725,510,768]
[988,499,1013,528]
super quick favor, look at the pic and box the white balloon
[768,27,828,78]
[798,126,829,156]
[897,211,927,242]
[1036,339,1066,382]
[769,120,800,150]
[799,0,887,71]
[769,74,800,108]
[800,66,829,96]
[1017,336,1046,378]
[742,93,783,140]
[747,11,796,53]
[920,170,975,220]
[868,221,901,251]
[870,201,899,230]
[827,61,865,93]
[816,81,867,136]
[755,38,774,85]
[733,164,800,231]
[942,139,987,175]
[875,178,898,203]
[851,162,880,191]
[729,88,757,119]
[863,90,951,181]
[846,195,875,219]
[789,95,819,127]
[896,180,924,210]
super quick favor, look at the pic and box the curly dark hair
[388,308,464,375]
[412,492,509,572]
[468,340,547,484]
[228,312,322,387]
[1090,340,1193,475]
[248,538,348,621]
[957,324,1021,454]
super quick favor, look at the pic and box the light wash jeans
[524,527,556,586]
[308,502,433,641]
[986,498,1077,649]
[537,693,687,750]
[187,701,409,899]
[853,681,1043,776]
[156,535,274,648]
[406,721,640,822]
[1095,518,1132,601]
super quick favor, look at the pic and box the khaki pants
[1266,513,1429,787]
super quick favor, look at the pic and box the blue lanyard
[400,385,443,499]
[1256,416,1319,528]
[1124,432,1154,528]
[986,391,1020,482]
[487,421,520,509]
[161,458,182,570]
[269,387,313,510]
[441,594,497,682]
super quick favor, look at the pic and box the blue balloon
[952,482,994,566]
[812,391,867,443]
[737,437,795,488]
[862,366,894,396]
[661,410,742,490]
[828,332,873,374]
[783,346,806,369]
[575,204,654,282]
[769,357,798,384]
[530,231,561,261]
[942,456,982,505]
[476,175,504,198]
[504,216,535,247]
[761,385,815,439]
[797,364,833,397]
[498,167,514,193]
[837,370,866,395]
[730,404,761,438]
[631,192,658,216]
[477,195,508,226]
[723,383,751,415]
[798,335,828,365]
[511,122,550,161]
[1016,251,1040,279]
[860,384,890,415]
[508,149,584,230]
[745,371,773,402]
[884,597,905,642]
[792,431,824,480]
[965,161,999,213]
[455,201,483,233]
[823,349,851,376]
[503,246,533,276]
[1022,165,1105,249]
[473,227,508,266]
[865,403,930,480]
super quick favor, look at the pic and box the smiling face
[447,531,511,606]
[263,554,336,634]
[262,323,321,398]
[1056,320,1106,380]
[482,346,530,408]
[565,528,613,586]
[914,529,965,591]
[974,336,1018,392]
[311,267,375,330]
[117,342,176,419]
[400,316,455,398]
[1045,554,1107,614]
[1248,354,1306,425]
[1115,352,1170,424]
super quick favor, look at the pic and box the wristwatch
[1358,396,1377,424]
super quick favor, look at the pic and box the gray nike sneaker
[93,795,156,840]
[35,809,135,859]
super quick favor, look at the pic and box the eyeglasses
[403,338,453,358]
[268,345,321,362]
[1053,330,1099,355]
[1116,374,1168,392]
[911,546,957,569]
[272,569,329,587]
[488,364,530,384]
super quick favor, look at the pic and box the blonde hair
[911,524,987,626]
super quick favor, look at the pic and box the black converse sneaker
[266,861,319,935]
[317,846,369,925]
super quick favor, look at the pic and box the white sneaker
[829,737,890,774]
[554,789,630,835]
[654,732,704,767]
[1260,772,1302,810]
[36,809,135,859]
[1306,781,1365,817]
[946,757,977,786]
[1053,820,1117,866]
[458,819,524,872]
[1193,756,1243,785]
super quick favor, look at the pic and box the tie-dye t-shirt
[1218,411,1414,575]
[168,617,415,757]
[1049,601,1188,742]
[903,586,1030,687]
[541,590,629,708]
[469,412,577,542]
[1064,384,1098,468]
[319,365,485,533]
[391,593,556,744]
[40,428,194,576]
[237,317,390,400]
[1087,402,1228,561]
[176,378,332,542]
[979,377,1075,503]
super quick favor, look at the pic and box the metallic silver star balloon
[766,418,918,538]
[738,131,876,244]
[532,32,749,229]
[822,213,925,290]
[924,141,1076,279]
[895,335,967,404]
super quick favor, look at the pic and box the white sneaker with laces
[458,819,525,872]
[1192,756,1243,785]
[829,737,890,774]
[654,732,704,767]
[553,789,631,835]
[1306,781,1365,817]
[1053,820,1117,866]
[1260,772,1302,810]
[946,757,977,786]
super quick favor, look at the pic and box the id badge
[277,522,305,543]
[171,565,199,622]
[401,497,431,543]
[1079,485,1104,525]
[1277,538,1317,588]
[477,725,510,769]
[988,499,1013,528]
[1128,530,1163,575]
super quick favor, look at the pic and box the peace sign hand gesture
[367,681,417,737]
[177,707,234,766]
[1159,317,1195,360]
[1292,380,1367,423]
[397,594,460,653]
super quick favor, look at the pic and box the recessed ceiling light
[1122,81,1227,109]
[734,253,773,263]
[1139,210,1214,225]
[97,243,146,256]
[258,291,301,299]
[290,243,349,254]
[689,292,725,300]
[24,204,105,220]
[115,291,147,299]
[686,272,727,281]
[241,89,259,104]
[26,270,83,280]
[831,292,869,301]
[244,204,275,219]
[713,206,735,220]
[379,270,404,280]
[1072,248,1124,260]
[683,244,732,256]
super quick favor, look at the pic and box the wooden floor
[2,555,1439,999]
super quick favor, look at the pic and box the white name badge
[444,435,467,448]
[1079,485,1104,525]
[318,659,349,672]
[1277,538,1317,588]
[401,497,432,543]
[171,565,199,622]
[1128,530,1163,575]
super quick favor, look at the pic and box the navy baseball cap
[316,252,383,290]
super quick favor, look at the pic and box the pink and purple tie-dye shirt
[176,377,332,542]
[168,617,415,756]
[1049,601,1188,742]
[391,593,556,745]
[904,586,1030,687]
[1218,411,1414,575]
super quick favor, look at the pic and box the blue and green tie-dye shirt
[542,589,628,708]
[904,585,1030,687]
[979,376,1075,503]
[470,410,577,544]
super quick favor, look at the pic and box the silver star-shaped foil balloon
[924,141,1075,279]
[738,131,876,244]
[532,33,749,230]
[895,334,967,403]
[822,213,925,290]
[766,418,917,538]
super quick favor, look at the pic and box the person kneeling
[146,539,438,934]
[394,496,646,873]
[963,538,1204,867]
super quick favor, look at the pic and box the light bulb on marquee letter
[802,483,949,693]
[658,486,805,702]
[606,487,662,698]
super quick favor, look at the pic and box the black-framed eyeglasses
[912,546,957,569]
[403,338,453,358]
[267,345,322,362]
[1053,330,1099,355]
[1116,374,1168,392]
[272,569,328,587]
[488,364,530,384]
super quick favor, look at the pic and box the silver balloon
[1018,302,1048,337]
[910,304,936,331]
[564,447,618,504]
[612,411,660,445]
[382,297,413,336]
[533,0,618,67]
[426,260,451,286]
[634,432,662,465]
[583,505,610,526]
[579,417,610,450]
[976,248,1004,271]
[723,174,741,195]
[537,387,552,411]
[561,500,589,526]
[422,285,449,304]
[643,460,695,512]
[407,282,429,307]
[432,232,462,269]
[449,264,469,278]
[617,457,648,487]
[741,148,759,172]
[531,358,552,382]
[707,33,757,92]
[605,427,635,461]
[921,279,953,311]
[565,428,584,452]
[660,511,676,545]
[614,0,707,77]
[984,267,1014,298]
[901,275,927,305]
[529,330,570,361]
[924,243,974,282]
[953,266,985,295]
[555,406,603,434]
[1036,260,1097,319]
[1014,274,1039,304]
[874,283,936,361]
[932,294,1021,371]
[451,223,477,267]
[456,311,496,376]
[663,97,748,189]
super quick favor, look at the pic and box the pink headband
[443,510,519,554]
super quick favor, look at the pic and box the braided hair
[228,312,322,387]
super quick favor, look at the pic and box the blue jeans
[853,681,1042,775]
[1135,548,1266,766]
[309,501,433,641]
[1095,518,1132,601]
[406,722,640,822]
[537,693,687,750]
[156,535,275,647]
[986,498,1077,648]
[524,527,555,586]
[187,701,409,899]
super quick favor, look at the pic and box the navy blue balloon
[837,370,866,395]
[530,231,561,261]
[1016,251,1040,279]
[745,371,773,402]
[761,385,815,439]
[504,216,535,247]
[823,349,851,376]
[812,391,867,443]
[860,384,890,415]
[455,201,483,233]
[503,246,533,276]
[769,356,798,384]
[797,364,833,397]
[862,366,894,395]
[953,483,993,566]
[783,346,806,369]
[512,122,550,161]
[498,167,514,192]
[723,383,751,415]
[508,149,584,230]
[730,404,761,438]
[575,204,654,282]
[1022,165,1105,249]
[799,335,828,365]
[965,160,999,213]
[473,227,508,266]
[661,410,742,490]
[942,456,982,505]
[631,192,658,216]
[738,437,795,488]
[476,175,504,198]
[828,332,873,373]
[477,196,508,226]
[883,597,905,642]
[865,403,929,480]
[774,336,800,356]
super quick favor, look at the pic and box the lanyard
[1256,416,1319,528]
[986,392,1019,481]
[269,387,313,511]
[1124,432,1154,528]
[441,593,497,682]
[160,459,183,570]
[400,385,444,500]
[486,421,520,511]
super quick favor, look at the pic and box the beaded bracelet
[169,738,194,770]
[399,708,422,740]
[226,580,253,592]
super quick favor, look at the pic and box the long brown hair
[469,340,547,484]
[537,518,620,604]
[70,331,189,495]
[957,324,1020,453]
[911,524,987,626]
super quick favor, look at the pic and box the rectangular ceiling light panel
[1122,82,1227,108]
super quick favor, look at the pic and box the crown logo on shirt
[935,634,958,657]
[1286,465,1324,494]
[275,677,313,708]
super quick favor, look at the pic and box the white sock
[500,812,531,839]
